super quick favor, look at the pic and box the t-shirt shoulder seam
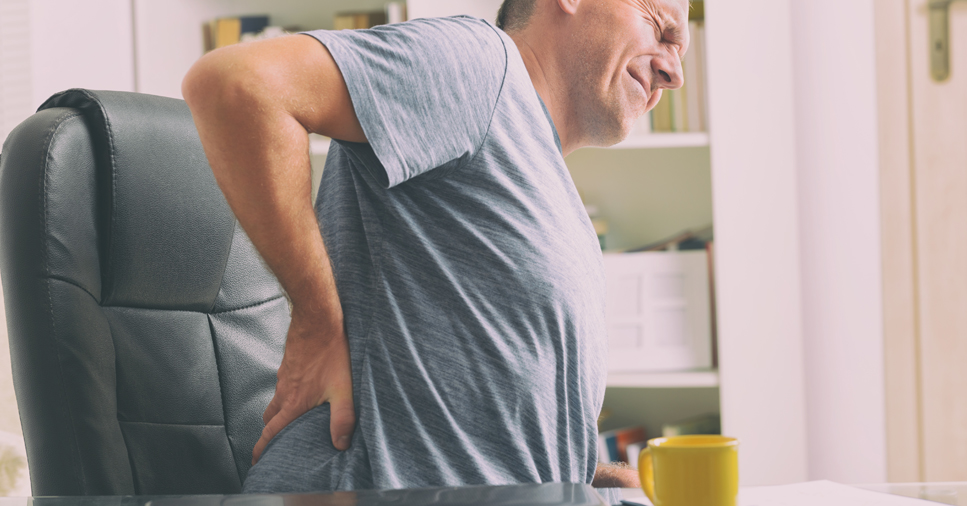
[439,21,510,180]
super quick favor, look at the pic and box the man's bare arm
[182,35,366,463]
[592,462,641,488]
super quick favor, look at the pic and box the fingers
[329,396,357,451]
[263,394,282,425]
[252,432,269,465]
[252,408,298,465]
[252,396,356,466]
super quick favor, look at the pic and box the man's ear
[555,0,581,16]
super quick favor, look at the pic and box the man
[182,0,688,496]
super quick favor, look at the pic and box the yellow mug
[638,435,739,506]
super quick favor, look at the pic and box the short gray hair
[497,0,695,32]
[496,0,537,32]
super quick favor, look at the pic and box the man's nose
[652,52,684,90]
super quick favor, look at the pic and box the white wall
[705,0,809,486]
[29,0,135,105]
[791,0,887,483]
[407,0,502,21]
[2,0,134,145]
[0,0,34,144]
[0,0,31,438]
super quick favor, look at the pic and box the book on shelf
[669,87,686,133]
[625,225,712,253]
[651,92,673,133]
[661,413,721,437]
[386,2,407,24]
[204,15,270,51]
[684,19,708,133]
[598,426,647,463]
[334,10,388,30]
[689,0,705,20]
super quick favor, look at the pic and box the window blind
[0,0,32,147]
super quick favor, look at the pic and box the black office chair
[0,89,289,496]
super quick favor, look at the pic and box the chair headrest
[39,89,237,311]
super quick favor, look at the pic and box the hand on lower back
[252,306,355,464]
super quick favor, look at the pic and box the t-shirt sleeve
[303,17,507,189]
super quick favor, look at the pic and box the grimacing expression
[565,0,689,146]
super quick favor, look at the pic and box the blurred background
[1,0,965,496]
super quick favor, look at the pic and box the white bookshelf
[309,132,707,156]
[607,370,719,388]
[608,132,710,150]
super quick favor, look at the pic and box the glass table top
[617,482,967,505]
[0,483,606,506]
[3,482,967,505]
[854,482,967,505]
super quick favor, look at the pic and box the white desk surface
[620,481,967,505]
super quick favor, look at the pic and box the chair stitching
[47,275,97,303]
[209,295,287,315]
[79,89,120,304]
[97,294,285,315]
[207,221,237,314]
[41,111,90,492]
[115,420,227,428]
[206,316,243,483]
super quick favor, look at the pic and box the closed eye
[662,24,687,55]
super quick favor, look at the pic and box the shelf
[606,132,710,150]
[606,369,719,388]
[309,132,709,156]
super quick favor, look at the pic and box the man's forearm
[592,462,641,489]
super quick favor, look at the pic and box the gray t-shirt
[244,16,608,494]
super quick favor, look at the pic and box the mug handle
[638,447,656,504]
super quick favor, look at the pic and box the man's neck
[509,33,580,156]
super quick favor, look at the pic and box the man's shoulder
[386,16,509,69]
[402,15,504,41]
[304,16,509,82]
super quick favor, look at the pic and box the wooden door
[878,0,967,482]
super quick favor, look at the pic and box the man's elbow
[181,60,208,112]
[182,50,245,117]
[183,45,283,124]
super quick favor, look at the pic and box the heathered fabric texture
[243,16,609,495]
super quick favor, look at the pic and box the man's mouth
[628,68,650,102]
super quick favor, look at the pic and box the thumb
[329,396,356,451]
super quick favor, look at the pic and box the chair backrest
[0,89,288,496]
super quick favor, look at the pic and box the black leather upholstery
[0,89,289,496]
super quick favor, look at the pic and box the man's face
[564,0,689,146]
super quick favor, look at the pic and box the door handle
[930,0,967,81]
